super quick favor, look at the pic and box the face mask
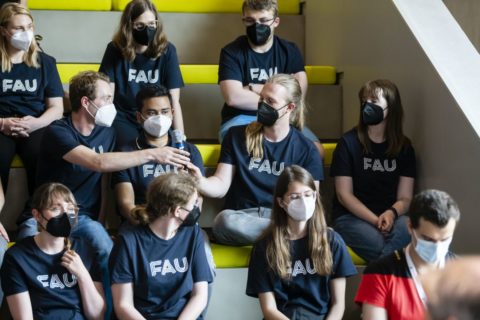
[181,206,201,227]
[285,196,316,221]
[143,114,172,138]
[42,212,76,238]
[414,233,452,264]
[132,27,156,46]
[246,23,271,46]
[257,101,288,126]
[87,101,117,127]
[10,30,34,51]
[361,102,385,126]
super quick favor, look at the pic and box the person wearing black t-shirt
[217,0,324,157]
[188,74,323,246]
[110,173,212,319]
[0,3,63,196]
[99,0,185,147]
[113,85,205,233]
[247,165,356,320]
[1,183,105,319]
[330,79,416,262]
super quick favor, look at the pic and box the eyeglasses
[242,17,276,27]
[46,205,78,216]
[133,20,158,31]
[284,190,316,201]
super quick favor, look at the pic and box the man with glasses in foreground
[218,0,323,156]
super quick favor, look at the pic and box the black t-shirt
[36,117,116,219]
[109,224,213,319]
[220,125,323,210]
[218,36,305,123]
[112,131,205,205]
[99,42,184,119]
[246,229,357,317]
[0,51,63,117]
[1,236,102,320]
[330,129,416,219]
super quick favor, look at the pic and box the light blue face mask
[414,232,452,264]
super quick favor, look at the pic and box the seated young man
[113,85,205,232]
[218,0,324,157]
[355,189,461,320]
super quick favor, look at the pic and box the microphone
[172,129,185,150]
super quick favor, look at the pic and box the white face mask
[10,30,34,51]
[414,232,452,265]
[86,101,117,127]
[143,114,172,138]
[285,195,316,221]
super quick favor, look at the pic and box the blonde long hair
[131,172,197,225]
[0,3,39,72]
[246,73,305,159]
[264,165,332,279]
[112,0,168,61]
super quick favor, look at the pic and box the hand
[18,115,43,133]
[377,210,395,233]
[150,146,191,167]
[245,83,263,96]
[1,117,26,136]
[0,222,10,242]
[185,161,202,180]
[61,249,89,280]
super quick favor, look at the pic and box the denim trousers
[212,207,272,246]
[333,214,411,262]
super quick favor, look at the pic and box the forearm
[95,150,155,172]
[37,102,63,127]
[263,309,289,320]
[197,176,229,198]
[392,197,411,215]
[337,192,378,224]
[77,279,105,320]
[115,304,146,320]
[221,80,260,111]
[325,302,345,320]
[172,102,185,133]
[177,292,207,320]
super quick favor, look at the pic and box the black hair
[135,84,172,112]
[409,189,460,228]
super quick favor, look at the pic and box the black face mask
[132,27,156,46]
[246,23,271,46]
[42,212,76,238]
[257,101,288,126]
[181,206,201,227]
[362,102,385,126]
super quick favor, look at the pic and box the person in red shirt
[355,189,460,320]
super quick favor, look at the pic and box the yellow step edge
[211,243,252,268]
[28,0,112,11]
[112,0,300,14]
[57,64,337,86]
[11,143,337,168]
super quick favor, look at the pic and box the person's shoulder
[342,128,358,141]
[47,117,73,133]
[37,51,57,64]
[223,36,249,52]
[228,124,248,138]
[5,237,35,257]
[364,250,407,276]
[275,36,300,50]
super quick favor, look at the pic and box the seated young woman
[330,79,416,262]
[109,172,213,320]
[246,165,357,320]
[1,182,105,319]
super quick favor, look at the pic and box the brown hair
[263,165,332,279]
[69,71,110,112]
[246,73,305,159]
[0,3,39,72]
[357,79,410,156]
[112,0,168,61]
[242,0,278,17]
[132,172,197,225]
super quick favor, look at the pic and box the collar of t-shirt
[136,131,172,150]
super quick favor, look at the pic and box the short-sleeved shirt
[112,131,205,205]
[220,125,323,210]
[330,128,416,220]
[218,36,305,123]
[35,116,116,219]
[355,249,454,320]
[109,224,213,319]
[0,51,63,117]
[246,229,357,317]
[99,42,184,119]
[1,236,102,320]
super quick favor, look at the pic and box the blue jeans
[0,236,7,304]
[219,115,320,143]
[333,214,411,262]
[212,207,272,246]
[17,215,114,319]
